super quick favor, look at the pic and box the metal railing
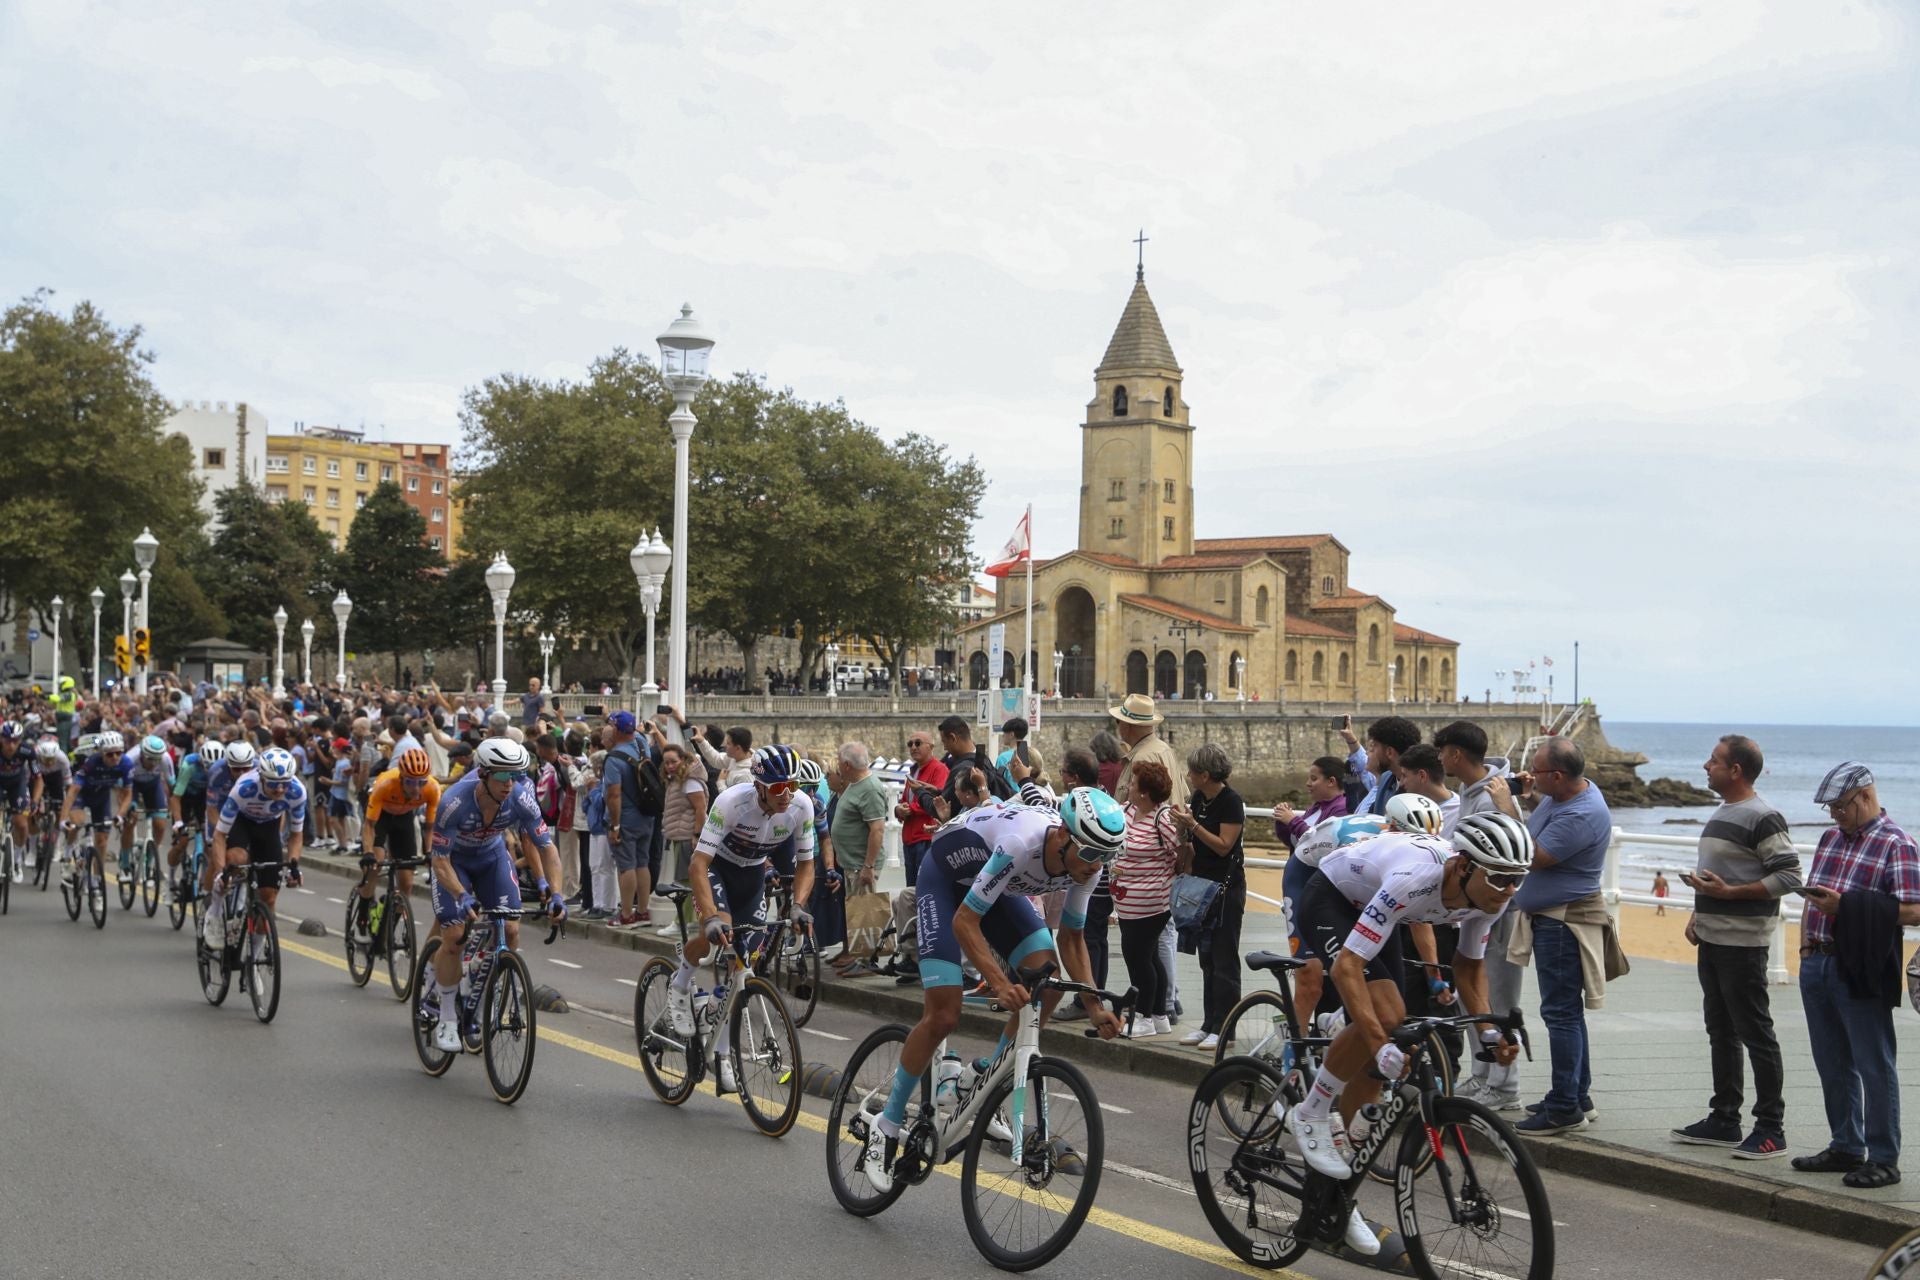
[545,692,1553,721]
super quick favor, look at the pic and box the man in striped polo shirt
[1671,734,1802,1159]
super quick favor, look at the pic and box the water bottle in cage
[935,1050,965,1113]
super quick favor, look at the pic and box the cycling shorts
[430,848,522,926]
[0,771,29,810]
[130,776,168,815]
[374,810,420,861]
[1294,869,1404,985]
[176,792,207,830]
[914,844,1055,990]
[78,789,118,827]
[223,813,287,891]
[705,856,768,927]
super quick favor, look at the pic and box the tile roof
[1193,534,1343,554]
[1394,622,1457,645]
[1097,277,1181,373]
[1034,550,1143,571]
[1117,594,1256,634]
[1281,613,1353,639]
[1156,552,1270,569]
[1309,590,1385,611]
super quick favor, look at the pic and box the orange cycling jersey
[366,769,441,825]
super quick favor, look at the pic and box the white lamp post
[273,606,288,690]
[1052,648,1063,702]
[301,617,316,686]
[484,552,515,715]
[657,304,714,708]
[118,570,136,689]
[629,528,671,717]
[332,590,352,685]
[49,595,63,696]
[89,586,104,699]
[1235,653,1247,703]
[824,641,840,700]
[538,631,555,692]
[132,526,158,695]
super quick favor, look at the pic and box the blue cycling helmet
[1059,787,1126,862]
[750,744,800,786]
[140,734,167,760]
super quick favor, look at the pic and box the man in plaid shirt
[1792,761,1920,1189]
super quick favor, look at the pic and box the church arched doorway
[968,651,988,690]
[1126,650,1149,695]
[1002,651,1018,687]
[1184,650,1208,701]
[1055,587,1096,698]
[1154,650,1178,698]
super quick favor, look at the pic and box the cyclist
[205,739,255,820]
[60,731,133,890]
[32,737,71,837]
[668,745,818,1089]
[424,739,564,1053]
[1285,810,1388,1024]
[202,747,307,949]
[168,739,221,900]
[354,746,440,929]
[0,723,33,878]
[859,792,1127,1194]
[123,734,176,873]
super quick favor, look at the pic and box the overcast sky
[5,1,1915,725]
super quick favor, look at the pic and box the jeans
[903,839,928,890]
[1530,915,1591,1115]
[1196,879,1245,1034]
[1159,917,1182,1014]
[1698,941,1784,1131]
[1801,952,1901,1165]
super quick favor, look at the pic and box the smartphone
[1330,716,1347,730]
[1015,742,1031,765]
[1786,885,1814,898]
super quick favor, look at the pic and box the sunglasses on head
[762,780,797,796]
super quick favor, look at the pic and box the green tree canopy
[201,482,339,654]
[336,482,442,679]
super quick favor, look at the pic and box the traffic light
[114,634,131,674]
[134,628,150,662]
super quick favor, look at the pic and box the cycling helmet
[35,739,63,764]
[199,740,227,765]
[22,712,40,729]
[473,738,531,776]
[794,757,826,786]
[397,747,432,779]
[97,731,125,753]
[224,740,257,771]
[1059,787,1126,863]
[750,744,799,786]
[256,748,296,783]
[1451,812,1535,875]
[140,734,167,761]
[0,721,20,741]
[1385,792,1446,837]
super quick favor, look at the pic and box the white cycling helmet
[199,740,226,765]
[474,738,531,776]
[1451,812,1535,875]
[794,757,826,786]
[97,731,125,753]
[224,741,257,771]
[1385,792,1446,837]
[35,739,64,764]
[256,747,296,783]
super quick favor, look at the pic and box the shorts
[223,813,287,890]
[177,792,207,830]
[1294,870,1403,985]
[913,844,1054,990]
[130,776,167,815]
[763,833,801,879]
[705,856,769,927]
[78,788,119,827]
[430,847,522,925]
[0,771,29,811]
[374,810,421,861]
[329,794,353,820]
[612,815,655,872]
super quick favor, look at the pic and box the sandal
[1843,1162,1902,1189]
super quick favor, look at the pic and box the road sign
[27,628,38,643]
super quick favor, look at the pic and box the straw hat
[1107,693,1163,725]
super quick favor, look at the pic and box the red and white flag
[983,508,1032,578]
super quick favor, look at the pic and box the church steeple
[1096,275,1181,376]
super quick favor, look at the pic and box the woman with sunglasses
[1285,811,1536,1259]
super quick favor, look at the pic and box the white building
[166,400,268,519]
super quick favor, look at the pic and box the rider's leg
[1338,980,1405,1125]
[886,986,964,1135]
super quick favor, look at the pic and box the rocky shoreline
[1588,764,1717,809]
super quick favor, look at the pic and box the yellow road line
[272,935,1302,1278]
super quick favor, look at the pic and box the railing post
[882,780,904,869]
[1767,915,1790,986]
[1601,825,1622,911]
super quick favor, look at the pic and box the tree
[201,483,338,654]
[433,555,495,689]
[0,290,203,652]
[335,482,441,680]
[146,535,228,664]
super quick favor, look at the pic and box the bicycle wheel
[117,844,137,910]
[824,1022,913,1217]
[88,849,108,928]
[730,974,802,1136]
[34,827,53,889]
[411,937,456,1076]
[1188,1056,1311,1269]
[246,902,281,1023]
[634,957,698,1104]
[482,951,537,1105]
[385,894,418,1001]
[1215,989,1299,1068]
[1,836,12,916]
[167,860,188,930]
[782,930,822,1027]
[141,841,161,917]
[1396,1094,1552,1280]
[62,845,82,920]
[344,895,374,987]
[1367,1032,1453,1185]
[960,1055,1105,1272]
[198,928,231,1006]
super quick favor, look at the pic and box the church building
[957,265,1459,704]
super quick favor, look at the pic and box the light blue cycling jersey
[429,771,554,862]
[215,773,308,833]
[946,803,1094,930]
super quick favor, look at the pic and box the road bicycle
[744,871,820,1028]
[344,852,423,999]
[167,823,208,932]
[825,966,1136,1272]
[0,798,22,915]
[1188,1007,1551,1280]
[117,806,166,916]
[409,905,559,1105]
[196,861,293,1024]
[31,798,60,890]
[61,821,113,929]
[634,882,804,1137]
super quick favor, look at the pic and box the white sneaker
[987,1112,1014,1143]
[1291,1112,1353,1178]
[1126,1017,1157,1038]
[1199,1033,1220,1051]
[1178,1028,1208,1046]
[667,983,695,1036]
[1344,1205,1381,1256]
[1454,1076,1487,1102]
[1152,1015,1174,1036]
[434,1019,461,1052]
[715,1055,737,1094]
[861,1121,895,1193]
[202,912,223,949]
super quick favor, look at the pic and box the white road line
[295,887,316,895]
[1045,1088,1131,1115]
[325,896,346,905]
[1106,1159,1196,1197]
[547,958,582,969]
[799,1027,849,1041]
[569,1002,635,1028]
[616,978,638,987]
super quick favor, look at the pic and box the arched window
[1440,658,1452,691]
[1163,386,1174,416]
[1321,575,1334,597]
[1255,586,1270,623]
[1126,650,1150,694]
[1367,624,1380,662]
[1338,652,1351,684]
[1184,650,1207,700]
[1285,649,1298,682]
[1228,650,1243,689]
[1154,651,1178,698]
[1112,385,1128,417]
[1418,656,1430,692]
[1311,652,1325,683]
[968,651,989,689]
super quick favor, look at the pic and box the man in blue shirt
[1512,737,1613,1134]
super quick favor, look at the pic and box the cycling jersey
[1314,831,1505,962]
[0,743,32,782]
[694,782,817,869]
[74,752,133,796]
[366,769,441,825]
[215,773,308,835]
[1291,813,1388,868]
[173,753,209,798]
[130,751,176,788]
[205,759,243,815]
[913,803,1083,990]
[428,772,553,862]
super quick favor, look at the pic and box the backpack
[612,742,666,818]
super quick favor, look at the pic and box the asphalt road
[0,879,1886,1280]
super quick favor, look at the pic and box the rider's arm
[421,779,442,827]
[285,786,307,858]
[1452,954,1490,1017]
[688,849,719,922]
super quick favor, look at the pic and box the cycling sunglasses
[762,780,798,797]
[483,769,527,783]
[1480,868,1524,890]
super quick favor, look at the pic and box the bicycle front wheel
[1188,1056,1310,1270]
[88,850,108,928]
[773,929,821,1027]
[1215,989,1299,1067]
[246,902,281,1023]
[482,951,537,1104]
[730,974,802,1136]
[411,937,455,1076]
[1,837,12,916]
[140,841,160,916]
[198,929,230,1006]
[634,957,697,1104]
[960,1056,1105,1272]
[167,860,188,930]
[344,895,374,987]
[385,895,418,1001]
[824,1022,913,1217]
[1396,1094,1552,1280]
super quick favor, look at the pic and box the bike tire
[411,937,456,1076]
[344,895,374,987]
[634,956,698,1104]
[62,842,82,920]
[34,827,53,890]
[1215,989,1301,1068]
[167,861,188,930]
[385,895,418,1001]
[141,841,161,917]
[88,849,108,928]
[1187,1056,1311,1270]
[824,1022,913,1217]
[1396,1094,1553,1280]
[117,845,137,910]
[960,1055,1105,1272]
[729,974,802,1137]
[1,837,11,916]
[198,929,231,1006]
[482,950,538,1105]
[776,930,821,1028]
[246,902,281,1023]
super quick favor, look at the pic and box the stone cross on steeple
[1133,228,1149,281]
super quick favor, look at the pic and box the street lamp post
[133,526,157,695]
[332,590,352,686]
[118,570,136,689]
[89,587,104,699]
[657,304,714,708]
[301,618,316,687]
[1052,648,1063,703]
[484,552,515,715]
[538,631,554,692]
[1387,660,1397,706]
[1235,653,1247,702]
[629,528,671,717]
[273,606,288,690]
[49,596,63,696]
[824,642,840,700]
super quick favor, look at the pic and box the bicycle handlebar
[1390,1006,1532,1061]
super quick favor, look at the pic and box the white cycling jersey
[214,771,309,834]
[1292,812,1387,868]
[1316,830,1505,962]
[695,782,817,869]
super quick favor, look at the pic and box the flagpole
[1023,504,1035,699]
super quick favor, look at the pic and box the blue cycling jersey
[0,744,32,780]
[74,752,133,795]
[429,772,554,861]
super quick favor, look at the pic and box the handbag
[844,889,894,960]
[1170,874,1222,933]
